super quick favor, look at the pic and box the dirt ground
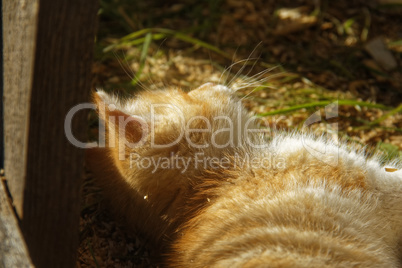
[77,0,402,267]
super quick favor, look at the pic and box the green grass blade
[258,100,390,117]
[343,18,355,32]
[149,28,230,58]
[118,28,231,59]
[172,31,230,59]
[87,240,101,268]
[121,28,153,41]
[369,103,402,126]
[103,29,154,52]
[389,39,402,47]
[104,33,167,52]
[131,32,152,86]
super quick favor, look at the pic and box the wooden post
[2,0,38,218]
[0,0,4,168]
[2,0,98,267]
[0,181,33,268]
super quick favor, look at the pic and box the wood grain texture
[3,0,98,267]
[2,0,39,217]
[0,0,4,169]
[22,1,98,267]
[0,181,33,268]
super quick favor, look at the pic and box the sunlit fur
[87,83,402,267]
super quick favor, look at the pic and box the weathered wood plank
[0,0,4,168]
[3,0,98,267]
[2,0,39,217]
[0,180,33,268]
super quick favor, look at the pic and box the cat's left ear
[93,90,149,146]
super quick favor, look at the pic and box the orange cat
[87,83,402,267]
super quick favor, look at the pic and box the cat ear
[93,90,149,146]
[92,90,121,122]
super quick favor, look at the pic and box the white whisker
[113,51,134,80]
[227,43,262,87]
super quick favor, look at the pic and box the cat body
[87,83,402,267]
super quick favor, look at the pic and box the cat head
[93,83,260,189]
